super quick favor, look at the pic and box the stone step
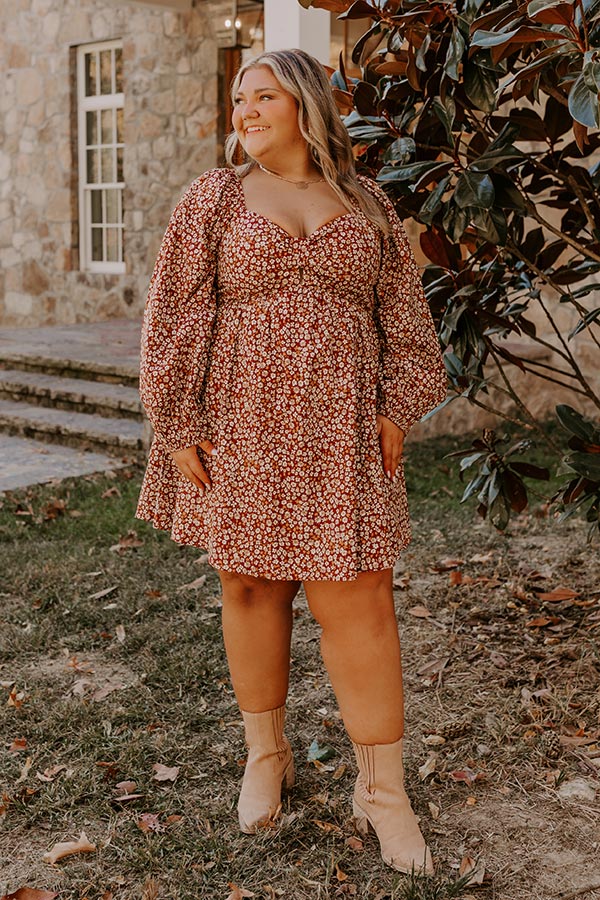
[0,349,139,387]
[0,369,143,420]
[0,399,144,458]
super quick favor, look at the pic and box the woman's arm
[139,168,231,459]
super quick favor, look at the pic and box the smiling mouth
[245,126,270,134]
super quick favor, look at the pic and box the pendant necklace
[258,163,324,191]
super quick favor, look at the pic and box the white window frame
[77,39,125,274]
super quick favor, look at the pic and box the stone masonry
[0,0,221,328]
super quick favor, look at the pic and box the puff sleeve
[139,168,230,452]
[368,183,447,434]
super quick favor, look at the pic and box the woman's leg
[217,570,300,833]
[303,569,432,874]
[218,570,300,711]
[303,568,403,744]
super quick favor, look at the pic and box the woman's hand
[171,441,217,491]
[376,414,405,482]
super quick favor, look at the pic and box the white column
[264,0,331,64]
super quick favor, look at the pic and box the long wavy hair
[224,48,391,234]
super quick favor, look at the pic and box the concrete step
[0,349,139,387]
[0,321,140,387]
[0,369,143,420]
[0,399,144,458]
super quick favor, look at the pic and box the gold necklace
[258,163,324,191]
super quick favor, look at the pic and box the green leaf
[568,72,600,128]
[307,739,336,762]
[433,97,456,143]
[565,451,600,481]
[419,175,452,225]
[377,160,448,183]
[455,171,495,209]
[556,404,598,443]
[464,62,498,112]
[444,27,466,81]
[471,207,507,244]
[383,137,416,163]
[471,146,525,171]
[443,202,470,242]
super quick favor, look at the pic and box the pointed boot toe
[352,738,434,875]
[237,706,295,834]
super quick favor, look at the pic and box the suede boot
[352,738,434,875]
[238,705,294,833]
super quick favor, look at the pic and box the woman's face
[232,65,304,161]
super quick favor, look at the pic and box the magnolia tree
[300,0,600,536]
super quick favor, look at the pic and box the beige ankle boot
[238,705,294,834]
[352,738,434,875]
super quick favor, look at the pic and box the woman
[137,48,446,875]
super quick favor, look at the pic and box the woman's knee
[218,570,299,607]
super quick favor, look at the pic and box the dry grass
[0,433,599,900]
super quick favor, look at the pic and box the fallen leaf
[152,763,179,782]
[335,864,348,882]
[42,831,96,865]
[469,552,494,563]
[109,530,144,554]
[35,765,67,783]
[537,587,580,602]
[332,763,347,780]
[433,558,464,571]
[345,835,364,851]
[459,855,485,885]
[418,752,438,781]
[115,625,126,644]
[226,884,255,899]
[449,768,483,785]
[137,813,165,833]
[16,757,32,784]
[88,586,117,601]
[417,656,450,677]
[101,486,121,499]
[7,689,27,709]
[176,575,207,592]
[393,572,410,589]
[314,819,342,834]
[526,616,559,628]
[0,890,58,900]
[408,605,432,618]
[115,780,137,795]
[9,737,27,753]
[428,801,440,819]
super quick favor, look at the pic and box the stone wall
[0,0,220,327]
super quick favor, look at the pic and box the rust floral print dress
[136,167,446,581]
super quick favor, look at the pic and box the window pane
[105,189,119,224]
[106,228,119,262]
[91,190,103,224]
[115,47,123,93]
[87,149,99,183]
[86,110,97,145]
[116,147,124,182]
[85,52,97,96]
[116,108,124,143]
[101,148,115,183]
[91,227,103,261]
[101,108,113,145]
[100,49,112,95]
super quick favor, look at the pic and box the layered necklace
[258,163,325,191]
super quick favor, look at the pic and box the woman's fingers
[377,415,405,481]
[170,445,212,491]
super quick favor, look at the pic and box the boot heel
[352,799,371,836]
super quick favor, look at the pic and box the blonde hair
[224,48,391,235]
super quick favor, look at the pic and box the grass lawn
[1,431,599,900]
